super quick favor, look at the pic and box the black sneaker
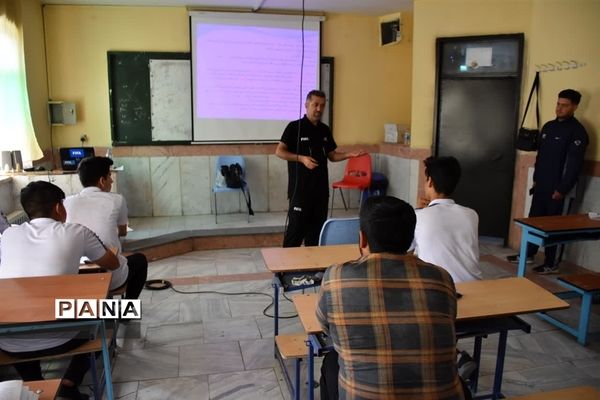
[506,254,534,264]
[532,264,559,275]
[57,385,90,400]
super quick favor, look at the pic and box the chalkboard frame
[108,51,191,146]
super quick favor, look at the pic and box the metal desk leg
[273,279,279,337]
[578,292,593,345]
[294,357,301,400]
[518,230,530,277]
[99,320,114,400]
[491,330,508,400]
[308,340,315,400]
[471,336,482,393]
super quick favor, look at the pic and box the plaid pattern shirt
[316,252,464,400]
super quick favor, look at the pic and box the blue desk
[514,214,600,277]
[0,274,115,400]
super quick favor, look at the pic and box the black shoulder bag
[516,72,540,151]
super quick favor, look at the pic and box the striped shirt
[316,252,464,400]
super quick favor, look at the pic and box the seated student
[317,196,466,400]
[0,181,119,400]
[413,156,482,283]
[64,156,147,299]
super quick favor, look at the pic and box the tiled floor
[2,214,600,399]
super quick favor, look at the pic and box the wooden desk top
[514,214,600,232]
[25,379,61,400]
[0,273,111,324]
[261,244,361,273]
[293,277,569,333]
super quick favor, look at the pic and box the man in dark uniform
[509,89,588,274]
[276,90,364,247]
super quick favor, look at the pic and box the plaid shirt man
[316,252,464,400]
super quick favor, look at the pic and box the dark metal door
[434,34,524,240]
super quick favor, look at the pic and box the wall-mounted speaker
[379,13,402,47]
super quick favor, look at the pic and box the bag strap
[520,71,540,129]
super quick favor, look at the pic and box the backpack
[221,163,244,189]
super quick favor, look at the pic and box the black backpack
[221,163,244,189]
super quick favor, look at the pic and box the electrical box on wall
[48,101,77,125]
[379,13,402,46]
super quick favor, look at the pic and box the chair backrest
[319,217,360,246]
[343,154,372,188]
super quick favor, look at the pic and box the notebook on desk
[59,147,94,171]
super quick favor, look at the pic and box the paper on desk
[0,380,39,400]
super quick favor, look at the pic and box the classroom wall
[322,13,413,145]
[526,0,599,161]
[411,0,532,150]
[39,6,411,148]
[411,0,599,161]
[42,6,189,148]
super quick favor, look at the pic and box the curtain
[0,0,43,164]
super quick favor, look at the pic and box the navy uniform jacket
[533,116,588,195]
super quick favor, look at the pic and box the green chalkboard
[108,51,190,145]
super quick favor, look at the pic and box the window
[0,13,42,165]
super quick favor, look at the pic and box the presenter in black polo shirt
[276,90,364,247]
[519,89,589,274]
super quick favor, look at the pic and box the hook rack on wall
[535,60,586,73]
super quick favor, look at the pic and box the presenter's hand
[347,150,366,158]
[551,190,564,200]
[301,155,319,170]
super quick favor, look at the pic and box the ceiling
[40,0,413,15]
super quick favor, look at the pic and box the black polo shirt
[533,116,588,195]
[280,115,337,202]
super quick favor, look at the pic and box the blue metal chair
[318,217,360,246]
[212,155,249,224]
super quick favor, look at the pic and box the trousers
[125,253,148,299]
[283,196,329,247]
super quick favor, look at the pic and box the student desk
[293,277,569,400]
[261,244,361,397]
[26,379,61,400]
[0,273,115,400]
[513,214,600,277]
[261,244,361,336]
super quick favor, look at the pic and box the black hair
[359,196,416,254]
[558,89,581,105]
[306,90,326,102]
[77,156,113,187]
[20,181,65,219]
[424,156,461,196]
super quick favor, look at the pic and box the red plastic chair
[330,154,372,216]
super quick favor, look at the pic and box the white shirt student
[414,198,482,282]
[64,186,128,290]
[412,156,483,283]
